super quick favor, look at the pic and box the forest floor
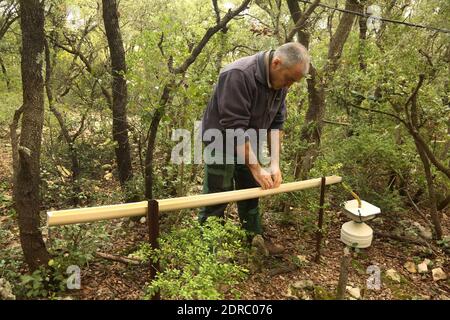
[59,208,450,300]
[0,131,449,300]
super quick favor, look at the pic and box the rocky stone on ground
[404,261,417,273]
[346,286,361,299]
[288,279,315,300]
[386,269,401,283]
[0,278,15,300]
[417,262,428,274]
[431,268,447,282]
[412,222,432,240]
[292,279,315,290]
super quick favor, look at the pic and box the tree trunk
[326,0,360,75]
[414,141,442,240]
[102,0,134,197]
[287,0,321,179]
[289,0,360,179]
[145,84,172,199]
[0,55,11,90]
[143,0,250,199]
[14,0,50,270]
[358,2,367,71]
[297,64,325,179]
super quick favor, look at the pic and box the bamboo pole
[47,175,342,226]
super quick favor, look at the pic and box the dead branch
[405,189,434,230]
[95,252,142,265]
[322,119,350,126]
[374,231,439,255]
[268,263,297,276]
[349,102,406,124]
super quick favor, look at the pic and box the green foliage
[0,91,22,125]
[17,262,68,299]
[49,223,110,267]
[436,237,450,254]
[290,255,308,269]
[0,238,65,299]
[13,223,110,299]
[141,217,249,300]
[1,0,449,300]
[313,126,413,212]
[0,252,22,284]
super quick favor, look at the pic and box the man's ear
[272,57,283,70]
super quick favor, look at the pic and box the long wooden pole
[47,176,342,226]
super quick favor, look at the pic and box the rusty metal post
[315,177,326,263]
[147,199,160,300]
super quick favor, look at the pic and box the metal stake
[147,199,160,300]
[315,177,326,263]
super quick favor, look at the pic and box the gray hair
[274,42,310,75]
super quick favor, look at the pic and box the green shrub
[17,262,68,299]
[49,223,111,267]
[140,217,249,299]
[11,223,111,299]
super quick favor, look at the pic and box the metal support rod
[147,199,160,300]
[336,246,352,299]
[315,177,326,263]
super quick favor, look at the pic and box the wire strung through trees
[297,0,450,34]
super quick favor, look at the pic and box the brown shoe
[263,237,285,256]
[251,235,285,256]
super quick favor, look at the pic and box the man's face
[269,58,307,90]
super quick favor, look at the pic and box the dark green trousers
[198,161,262,235]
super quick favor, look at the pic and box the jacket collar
[255,50,274,88]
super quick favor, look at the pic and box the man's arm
[236,141,274,190]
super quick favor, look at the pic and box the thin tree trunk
[297,65,325,179]
[287,0,320,179]
[14,0,50,270]
[414,140,442,240]
[326,0,360,76]
[0,55,11,90]
[289,0,360,179]
[358,2,367,71]
[143,0,250,199]
[102,0,135,198]
[145,84,172,199]
[407,75,442,240]
[44,39,81,206]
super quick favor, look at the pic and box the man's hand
[248,164,274,190]
[270,164,282,188]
